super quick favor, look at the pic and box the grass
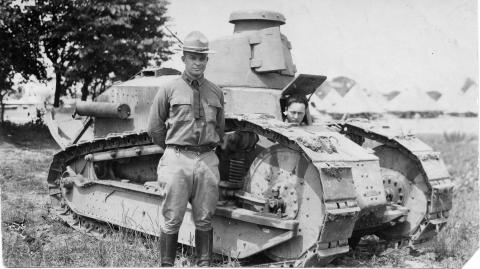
[426,150,479,268]
[1,122,478,267]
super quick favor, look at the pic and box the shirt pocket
[205,98,222,123]
[170,97,191,122]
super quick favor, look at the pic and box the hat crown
[183,31,210,53]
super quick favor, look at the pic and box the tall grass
[442,131,468,143]
[409,134,477,268]
[428,186,478,268]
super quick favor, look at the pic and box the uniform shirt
[147,72,225,147]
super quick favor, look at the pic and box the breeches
[157,147,220,234]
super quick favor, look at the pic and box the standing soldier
[147,31,224,267]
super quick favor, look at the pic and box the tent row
[309,83,478,119]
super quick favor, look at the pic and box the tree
[27,0,173,106]
[70,0,173,101]
[0,1,46,123]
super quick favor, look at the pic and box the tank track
[47,115,358,266]
[338,119,453,244]
[46,115,451,266]
[47,132,153,238]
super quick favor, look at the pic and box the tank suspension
[220,130,259,189]
[221,189,286,217]
[228,158,245,183]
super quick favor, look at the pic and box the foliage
[0,120,53,149]
[0,0,46,123]
[69,0,173,100]
[23,0,173,106]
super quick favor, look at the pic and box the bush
[0,120,55,148]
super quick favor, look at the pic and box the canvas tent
[317,88,343,112]
[330,76,356,97]
[314,81,334,99]
[460,85,479,115]
[436,91,459,114]
[326,85,385,119]
[386,88,442,118]
[438,84,478,116]
[364,87,388,110]
[307,93,332,122]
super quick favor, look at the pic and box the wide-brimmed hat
[182,31,215,54]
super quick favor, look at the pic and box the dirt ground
[0,121,478,268]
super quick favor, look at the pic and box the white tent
[436,91,456,112]
[386,88,442,113]
[439,85,478,115]
[364,87,388,109]
[460,85,479,114]
[327,85,385,115]
[319,89,343,112]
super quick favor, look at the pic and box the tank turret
[206,10,296,89]
[202,10,325,120]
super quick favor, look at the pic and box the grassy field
[0,122,478,268]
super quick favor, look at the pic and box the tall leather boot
[195,229,213,267]
[160,231,178,267]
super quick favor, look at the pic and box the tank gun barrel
[74,101,131,119]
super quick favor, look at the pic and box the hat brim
[183,48,215,54]
[175,47,215,54]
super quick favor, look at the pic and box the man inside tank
[147,31,224,267]
[283,94,309,125]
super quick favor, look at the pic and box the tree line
[0,0,173,122]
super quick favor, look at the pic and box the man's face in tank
[285,102,306,124]
[182,52,208,78]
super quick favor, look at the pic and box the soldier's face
[182,52,208,78]
[286,102,306,124]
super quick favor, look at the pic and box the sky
[163,0,478,94]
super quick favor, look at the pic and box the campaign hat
[182,31,215,54]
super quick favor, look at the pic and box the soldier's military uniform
[147,31,224,267]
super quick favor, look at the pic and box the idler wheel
[243,144,325,261]
[373,145,429,240]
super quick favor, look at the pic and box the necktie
[191,80,203,119]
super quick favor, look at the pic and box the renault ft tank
[45,10,453,266]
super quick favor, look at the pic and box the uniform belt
[168,144,216,154]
